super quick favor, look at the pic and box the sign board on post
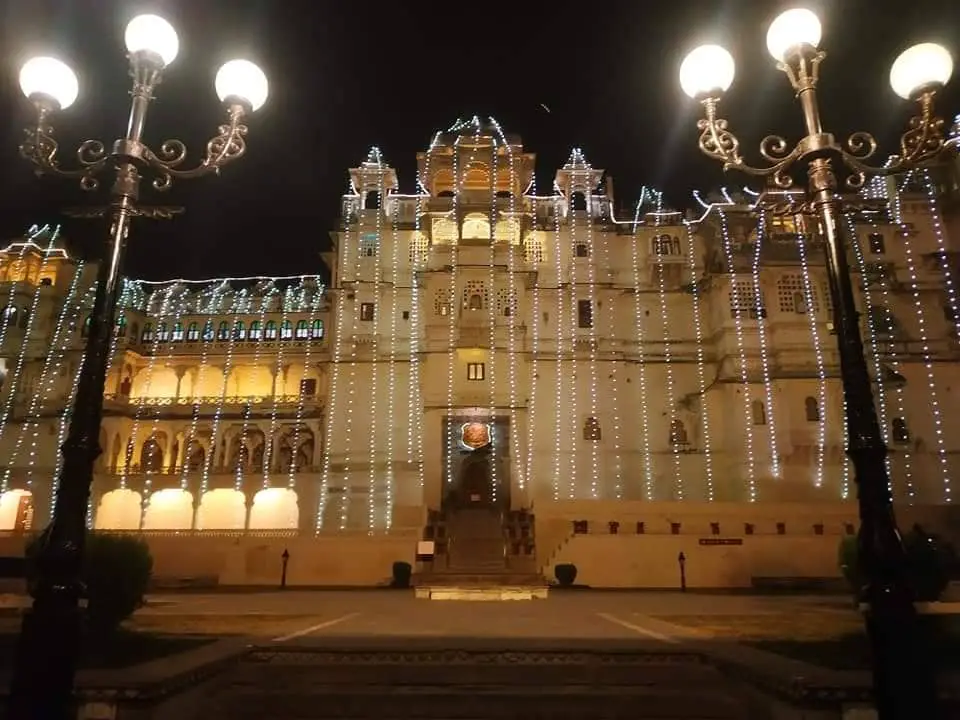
[416,540,435,561]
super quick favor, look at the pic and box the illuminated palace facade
[0,117,958,586]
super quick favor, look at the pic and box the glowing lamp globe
[766,8,822,61]
[215,60,269,112]
[124,14,179,66]
[679,45,736,99]
[890,43,953,99]
[19,57,79,110]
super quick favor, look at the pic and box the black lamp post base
[8,601,84,719]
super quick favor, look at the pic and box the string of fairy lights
[789,210,830,492]
[629,196,656,499]
[681,217,714,501]
[892,172,950,501]
[4,125,960,533]
[652,192,684,500]
[717,206,759,501]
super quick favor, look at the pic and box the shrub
[554,563,577,587]
[27,531,153,637]
[391,561,412,588]
[838,525,953,602]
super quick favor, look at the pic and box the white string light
[487,128,500,503]
[718,207,758,501]
[490,118,524,495]
[652,193,683,499]
[894,173,949,502]
[750,210,780,479]
[790,211,829,491]
[0,227,59,443]
[551,192,565,499]
[846,207,902,494]
[681,218,714,500]
[2,258,83,493]
[629,194,655,499]
[317,192,353,531]
[365,148,385,532]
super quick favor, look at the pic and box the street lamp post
[8,14,268,719]
[679,8,953,719]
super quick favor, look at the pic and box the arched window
[217,321,230,340]
[892,417,910,443]
[669,419,689,445]
[115,315,127,338]
[574,242,590,258]
[468,294,483,310]
[233,321,246,340]
[295,320,309,339]
[265,320,277,340]
[804,396,820,422]
[186,322,199,341]
[751,400,767,426]
[156,322,169,341]
[171,322,184,341]
[249,320,262,340]
[202,321,214,341]
[363,191,380,210]
[280,320,293,339]
[141,323,153,342]
[570,191,587,212]
[311,319,324,339]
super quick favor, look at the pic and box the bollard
[677,551,686,592]
[280,548,290,590]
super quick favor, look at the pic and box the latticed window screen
[728,278,765,319]
[523,237,544,264]
[777,274,819,314]
[462,280,488,310]
[496,288,518,317]
[433,288,452,317]
[409,234,429,265]
[359,233,378,258]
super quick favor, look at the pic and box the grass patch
[0,630,212,671]
[128,613,327,638]
[654,610,960,672]
[650,610,863,641]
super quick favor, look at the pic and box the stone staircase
[416,508,546,594]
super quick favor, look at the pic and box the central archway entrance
[445,451,507,510]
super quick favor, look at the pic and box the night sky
[0,0,957,282]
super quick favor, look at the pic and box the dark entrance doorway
[445,451,506,510]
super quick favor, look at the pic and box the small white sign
[417,540,435,556]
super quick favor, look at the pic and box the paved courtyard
[136,589,851,643]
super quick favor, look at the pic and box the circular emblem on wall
[460,422,491,451]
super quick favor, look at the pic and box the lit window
[217,321,229,340]
[186,322,199,341]
[280,320,293,339]
[233,321,246,340]
[171,322,184,341]
[249,320,262,340]
[311,319,324,339]
[157,323,169,342]
[295,320,309,339]
[202,321,214,341]
[141,323,153,342]
[264,321,277,340]
[577,299,593,328]
[467,362,485,381]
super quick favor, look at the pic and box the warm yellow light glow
[196,489,245,530]
[94,488,142,530]
[679,45,735,98]
[249,487,299,530]
[142,489,193,530]
[890,43,953,99]
[766,8,822,61]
